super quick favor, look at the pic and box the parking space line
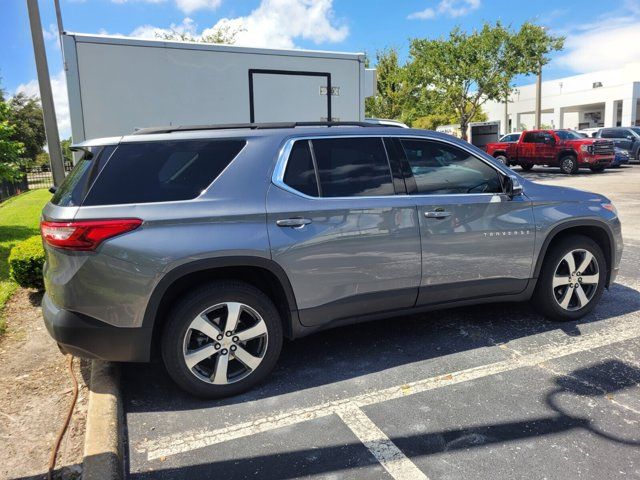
[140,317,640,461]
[337,406,429,480]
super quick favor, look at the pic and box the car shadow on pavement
[122,281,640,411]
[123,359,640,480]
[516,164,634,182]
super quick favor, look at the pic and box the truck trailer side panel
[62,34,370,141]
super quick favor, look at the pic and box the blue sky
[2,0,639,137]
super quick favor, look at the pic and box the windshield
[631,128,640,136]
[555,130,583,140]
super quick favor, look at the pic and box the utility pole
[26,0,66,187]
[534,64,542,129]
[504,92,509,135]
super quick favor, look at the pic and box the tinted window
[311,137,394,197]
[51,146,114,207]
[83,140,245,205]
[283,141,319,197]
[631,127,640,136]
[400,139,502,195]
[555,130,581,140]
[522,132,537,143]
[600,129,619,139]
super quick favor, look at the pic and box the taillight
[40,219,142,251]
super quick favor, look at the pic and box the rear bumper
[42,293,152,362]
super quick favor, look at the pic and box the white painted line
[337,406,428,480]
[139,317,640,461]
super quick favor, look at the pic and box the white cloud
[175,0,222,14]
[556,15,640,72]
[111,0,221,13]
[408,0,480,20]
[128,0,348,49]
[130,17,197,39]
[15,71,71,140]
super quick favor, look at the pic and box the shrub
[9,235,45,290]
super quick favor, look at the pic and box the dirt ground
[0,289,89,480]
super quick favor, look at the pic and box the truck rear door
[249,69,332,123]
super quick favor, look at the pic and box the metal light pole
[26,0,66,187]
[534,64,542,129]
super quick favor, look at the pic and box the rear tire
[520,163,534,171]
[559,155,578,174]
[532,235,606,322]
[161,281,283,398]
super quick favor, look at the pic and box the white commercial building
[484,63,640,135]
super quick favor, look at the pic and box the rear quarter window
[83,139,245,205]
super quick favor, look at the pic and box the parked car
[611,147,630,167]
[498,132,522,143]
[365,118,409,128]
[41,123,622,398]
[594,127,640,163]
[486,129,614,174]
[576,128,601,138]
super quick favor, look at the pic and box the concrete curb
[83,360,123,480]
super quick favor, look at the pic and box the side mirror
[505,175,524,198]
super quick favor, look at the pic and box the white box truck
[61,33,376,141]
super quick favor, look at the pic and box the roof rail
[131,121,402,135]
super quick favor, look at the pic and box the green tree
[7,93,46,165]
[60,137,73,164]
[410,22,563,140]
[156,23,243,44]
[0,100,25,182]
[365,48,409,122]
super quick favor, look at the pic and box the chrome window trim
[272,134,514,200]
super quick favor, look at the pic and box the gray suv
[42,123,623,398]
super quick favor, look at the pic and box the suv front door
[267,136,421,327]
[396,137,536,305]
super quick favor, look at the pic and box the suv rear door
[267,136,421,327]
[395,137,536,305]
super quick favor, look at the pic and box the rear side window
[51,146,115,207]
[283,141,319,197]
[83,140,245,205]
[311,137,394,197]
[522,132,537,143]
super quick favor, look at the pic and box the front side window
[555,130,582,140]
[311,137,394,197]
[400,139,502,195]
[83,139,245,205]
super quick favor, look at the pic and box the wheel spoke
[236,321,268,342]
[580,274,599,285]
[562,252,576,273]
[233,345,262,371]
[559,286,573,309]
[211,353,229,384]
[577,251,594,274]
[225,302,243,333]
[184,344,217,369]
[190,314,222,340]
[553,276,570,288]
[574,284,589,308]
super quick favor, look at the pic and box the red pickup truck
[486,129,614,174]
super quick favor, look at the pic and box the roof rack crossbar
[131,121,398,135]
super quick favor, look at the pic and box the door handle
[276,218,312,228]
[424,210,451,219]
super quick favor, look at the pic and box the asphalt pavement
[122,164,640,480]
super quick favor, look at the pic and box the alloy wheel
[182,302,268,384]
[552,249,599,311]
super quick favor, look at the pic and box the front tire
[532,235,606,322]
[559,155,578,174]
[161,281,283,398]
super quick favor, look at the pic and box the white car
[498,132,522,143]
